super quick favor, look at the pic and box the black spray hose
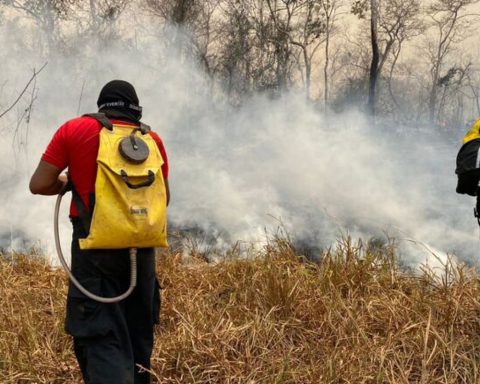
[54,193,137,303]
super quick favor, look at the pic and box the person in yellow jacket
[29,80,169,384]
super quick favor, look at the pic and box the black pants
[65,219,161,384]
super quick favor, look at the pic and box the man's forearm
[30,161,67,195]
[30,176,66,195]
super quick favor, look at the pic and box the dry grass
[2,238,480,383]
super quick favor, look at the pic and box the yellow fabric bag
[79,123,168,249]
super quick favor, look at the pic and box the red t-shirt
[41,115,169,217]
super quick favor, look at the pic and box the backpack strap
[63,178,93,234]
[72,189,93,235]
[84,113,150,134]
[83,113,113,130]
[139,122,151,134]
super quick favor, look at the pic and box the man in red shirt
[29,80,169,384]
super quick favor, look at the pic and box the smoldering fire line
[0,25,476,268]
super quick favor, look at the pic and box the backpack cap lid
[119,134,150,164]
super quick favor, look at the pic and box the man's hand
[30,161,67,195]
[58,173,69,194]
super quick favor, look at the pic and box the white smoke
[0,17,477,268]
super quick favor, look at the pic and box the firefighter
[29,80,169,384]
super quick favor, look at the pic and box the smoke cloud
[0,19,477,268]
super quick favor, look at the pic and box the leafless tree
[351,0,423,116]
[220,0,301,94]
[87,0,129,37]
[465,68,480,116]
[0,62,47,120]
[321,0,343,109]
[367,0,379,115]
[1,0,73,52]
[217,0,253,98]
[379,0,424,119]
[145,0,219,73]
[378,0,422,76]
[145,0,198,52]
[352,0,380,115]
[424,0,480,124]
[263,0,300,90]
[434,63,476,127]
[288,0,326,99]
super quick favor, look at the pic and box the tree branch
[0,62,48,120]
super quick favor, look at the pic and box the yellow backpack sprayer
[54,113,168,303]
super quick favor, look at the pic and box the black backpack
[456,138,480,196]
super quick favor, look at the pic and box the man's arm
[29,160,67,195]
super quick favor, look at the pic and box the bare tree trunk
[304,51,312,100]
[368,0,379,116]
[90,0,99,30]
[324,28,330,111]
[298,46,311,99]
[387,44,402,113]
[471,85,480,116]
[43,1,56,54]
[425,0,469,125]
[428,62,440,123]
[437,84,448,123]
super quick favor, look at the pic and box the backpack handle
[120,170,155,189]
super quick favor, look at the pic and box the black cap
[97,80,142,121]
